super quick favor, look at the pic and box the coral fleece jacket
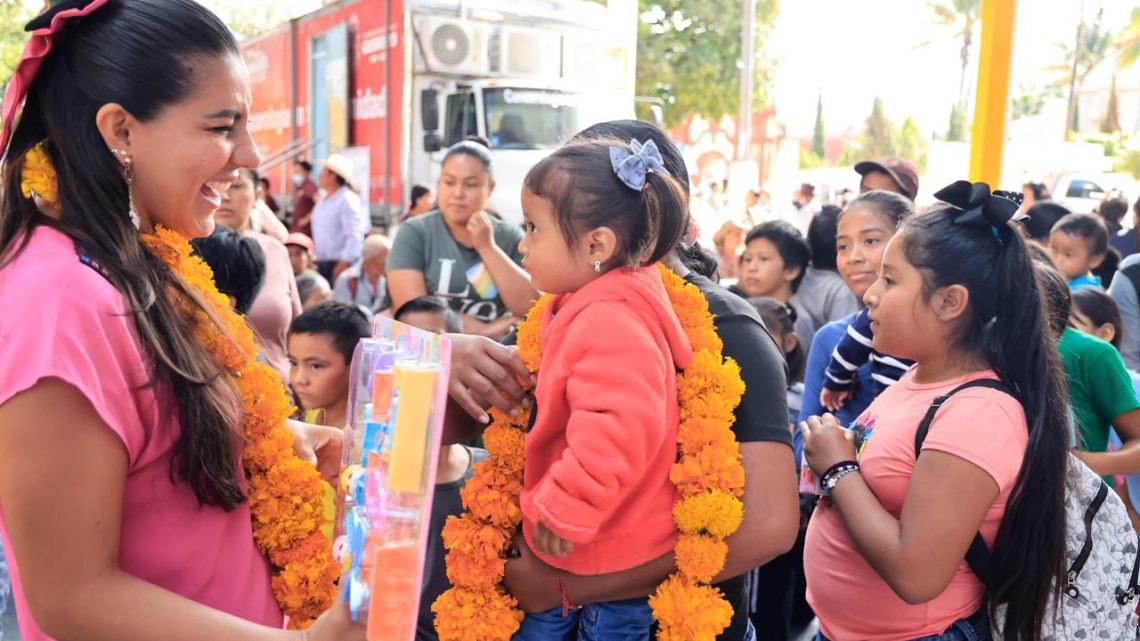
[520,267,693,575]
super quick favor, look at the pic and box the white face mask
[292,175,305,188]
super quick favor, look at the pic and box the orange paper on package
[387,366,439,493]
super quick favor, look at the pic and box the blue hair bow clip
[609,138,667,192]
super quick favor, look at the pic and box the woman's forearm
[716,441,799,581]
[477,244,538,316]
[562,554,676,606]
[35,568,295,641]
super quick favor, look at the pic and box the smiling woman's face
[835,204,897,299]
[119,54,259,238]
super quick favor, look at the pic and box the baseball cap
[855,157,920,201]
[284,232,315,255]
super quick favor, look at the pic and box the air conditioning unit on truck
[241,0,638,227]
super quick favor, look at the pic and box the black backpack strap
[913,378,1014,585]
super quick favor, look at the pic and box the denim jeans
[816,609,991,641]
[513,598,653,641]
[0,538,9,639]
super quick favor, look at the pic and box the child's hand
[533,521,575,558]
[820,388,852,414]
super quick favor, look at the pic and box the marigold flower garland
[141,227,338,628]
[23,147,338,627]
[433,265,745,641]
[20,141,59,210]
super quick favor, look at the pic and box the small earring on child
[594,260,601,273]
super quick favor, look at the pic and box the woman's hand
[801,413,858,476]
[298,601,366,641]
[467,211,496,253]
[447,334,534,423]
[287,420,346,483]
[503,534,564,613]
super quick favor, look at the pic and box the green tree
[637,0,779,127]
[811,91,826,160]
[1046,7,1113,137]
[857,97,900,160]
[920,0,980,112]
[946,103,967,141]
[0,0,38,87]
[1101,74,1120,134]
[899,117,928,171]
[1116,7,1140,68]
[200,0,321,40]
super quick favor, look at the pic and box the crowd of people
[3,2,1140,641]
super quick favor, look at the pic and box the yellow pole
[969,0,1018,187]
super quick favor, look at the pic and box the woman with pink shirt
[800,182,1069,641]
[214,167,303,387]
[0,1,359,640]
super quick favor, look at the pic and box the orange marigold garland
[651,263,745,641]
[141,226,337,628]
[433,267,745,641]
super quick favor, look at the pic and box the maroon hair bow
[0,0,110,155]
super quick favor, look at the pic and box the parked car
[1053,172,1140,215]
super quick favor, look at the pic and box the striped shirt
[824,307,913,393]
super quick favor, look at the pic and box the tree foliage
[858,97,898,160]
[812,91,826,159]
[636,0,779,128]
[200,0,321,41]
[946,103,967,141]
[0,0,38,88]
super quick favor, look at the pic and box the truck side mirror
[424,132,442,153]
[421,89,439,132]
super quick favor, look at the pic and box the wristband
[820,460,860,495]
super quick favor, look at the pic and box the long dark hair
[899,207,1068,641]
[524,140,688,269]
[0,0,250,509]
[569,119,720,279]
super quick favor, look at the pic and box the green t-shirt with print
[387,211,525,322]
[1059,327,1140,472]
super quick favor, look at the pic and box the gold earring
[114,149,140,230]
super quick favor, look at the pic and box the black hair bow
[933,180,1026,229]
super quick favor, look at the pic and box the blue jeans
[816,609,990,641]
[513,598,653,641]
[0,538,9,640]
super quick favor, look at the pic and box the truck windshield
[483,88,581,150]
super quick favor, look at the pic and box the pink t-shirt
[247,233,302,386]
[0,227,282,640]
[804,370,1027,641]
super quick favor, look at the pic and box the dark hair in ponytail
[749,297,805,384]
[898,207,1068,641]
[569,119,720,279]
[524,139,688,268]
[0,0,249,509]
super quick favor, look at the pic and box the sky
[768,0,1136,140]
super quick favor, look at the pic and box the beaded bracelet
[820,460,860,495]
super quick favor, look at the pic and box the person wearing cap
[285,232,318,277]
[312,153,369,282]
[854,157,919,202]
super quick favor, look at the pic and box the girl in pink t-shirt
[0,2,359,640]
[800,181,1070,641]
